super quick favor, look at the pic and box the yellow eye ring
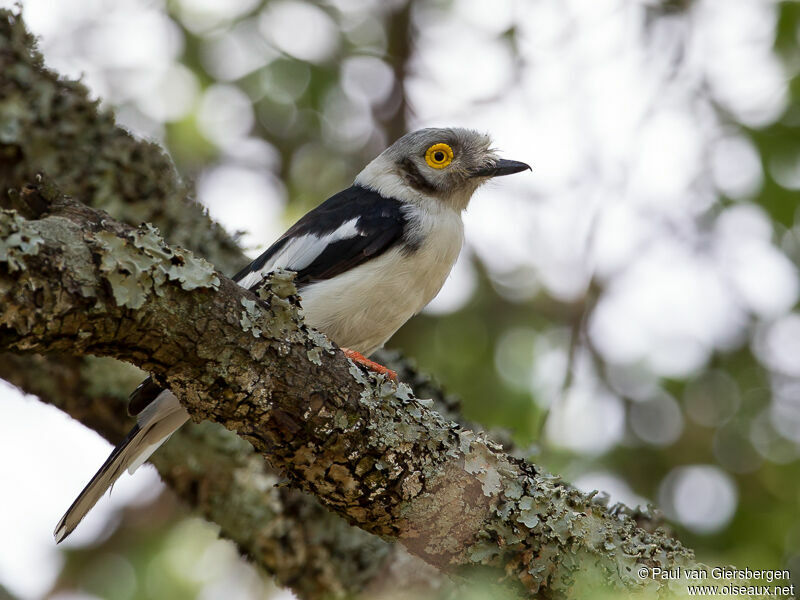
[425,143,454,169]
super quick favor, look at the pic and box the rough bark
[0,182,695,597]
[2,354,444,600]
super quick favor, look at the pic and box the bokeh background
[1,0,799,598]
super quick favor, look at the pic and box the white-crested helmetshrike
[54,127,530,542]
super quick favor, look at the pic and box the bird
[53,127,530,543]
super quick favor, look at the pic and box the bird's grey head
[356,127,530,211]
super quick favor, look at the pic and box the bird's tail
[54,390,189,543]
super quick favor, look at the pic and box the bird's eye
[425,143,453,169]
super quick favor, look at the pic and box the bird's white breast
[299,202,464,355]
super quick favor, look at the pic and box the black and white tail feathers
[54,387,189,543]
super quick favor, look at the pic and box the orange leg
[342,348,398,381]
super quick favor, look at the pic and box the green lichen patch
[0,209,44,271]
[448,432,697,597]
[262,268,298,300]
[516,496,541,529]
[306,328,334,352]
[306,346,323,365]
[130,223,174,260]
[463,439,503,497]
[245,269,312,342]
[133,224,220,291]
[91,223,219,309]
[240,297,263,338]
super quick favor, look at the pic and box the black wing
[232,184,409,290]
[127,376,165,417]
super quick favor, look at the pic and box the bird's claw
[341,348,398,381]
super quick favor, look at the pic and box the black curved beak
[471,159,532,178]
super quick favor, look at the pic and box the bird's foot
[341,348,398,381]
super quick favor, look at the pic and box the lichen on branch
[0,184,696,598]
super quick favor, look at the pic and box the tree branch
[0,9,698,598]
[0,183,694,597]
[0,10,446,598]
[2,353,442,599]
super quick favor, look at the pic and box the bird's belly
[298,244,459,355]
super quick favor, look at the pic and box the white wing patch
[236,218,362,290]
[237,267,268,291]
